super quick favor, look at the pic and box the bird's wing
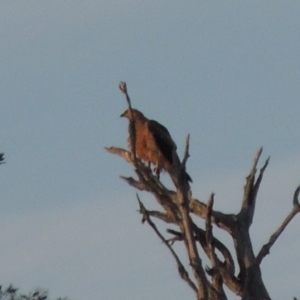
[147,119,177,164]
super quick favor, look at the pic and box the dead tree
[106,82,300,300]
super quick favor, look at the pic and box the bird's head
[120,109,145,121]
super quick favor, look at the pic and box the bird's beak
[120,112,126,118]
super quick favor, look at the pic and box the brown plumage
[120,108,192,182]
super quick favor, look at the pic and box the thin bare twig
[166,229,184,245]
[146,210,177,224]
[182,134,190,168]
[255,185,300,266]
[119,81,137,161]
[241,147,263,211]
[253,157,270,194]
[119,82,131,107]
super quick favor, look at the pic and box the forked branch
[240,148,270,227]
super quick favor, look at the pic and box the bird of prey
[120,108,192,182]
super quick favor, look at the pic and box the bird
[120,108,192,182]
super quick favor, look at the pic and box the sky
[0,1,300,299]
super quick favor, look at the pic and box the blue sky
[0,1,300,299]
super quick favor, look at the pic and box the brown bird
[120,108,192,182]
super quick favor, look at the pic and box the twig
[182,134,190,168]
[205,194,216,266]
[146,210,177,224]
[119,82,137,161]
[240,148,269,228]
[166,229,184,245]
[253,156,270,195]
[255,185,300,266]
[241,147,263,211]
[119,82,132,110]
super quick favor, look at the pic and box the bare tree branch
[239,148,270,228]
[193,225,235,277]
[241,147,262,208]
[106,147,167,194]
[189,198,234,234]
[255,185,300,266]
[166,229,184,245]
[253,156,270,195]
[136,194,198,294]
[120,176,151,191]
[105,147,133,163]
[146,210,177,224]
[176,184,208,299]
[245,156,270,226]
[194,227,243,297]
[119,81,137,161]
[119,82,131,108]
[205,194,226,299]
[205,195,216,267]
[240,147,262,210]
[182,134,190,168]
